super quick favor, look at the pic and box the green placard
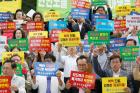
[37,0,71,21]
[8,39,28,51]
[137,31,140,43]
[120,46,139,61]
[88,31,110,45]
[16,64,23,76]
[92,0,107,5]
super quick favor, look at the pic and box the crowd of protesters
[0,2,140,93]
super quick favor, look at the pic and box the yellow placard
[59,32,81,46]
[44,11,61,21]
[29,31,48,38]
[2,51,24,64]
[102,77,127,93]
[0,0,22,13]
[116,5,131,16]
[131,6,140,13]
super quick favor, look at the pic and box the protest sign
[0,0,21,13]
[131,6,140,13]
[2,33,13,39]
[0,12,12,22]
[102,77,127,93]
[71,8,90,19]
[0,76,11,93]
[16,64,23,76]
[120,46,139,61]
[70,71,96,89]
[8,39,29,51]
[92,14,108,26]
[109,38,126,52]
[115,5,131,16]
[26,9,36,18]
[37,0,71,21]
[126,15,140,27]
[76,0,91,9]
[80,40,90,53]
[96,19,114,31]
[2,51,24,64]
[71,0,78,8]
[114,20,126,30]
[26,22,44,32]
[34,62,59,77]
[88,31,110,45]
[59,32,81,46]
[29,31,48,38]
[49,21,67,31]
[91,0,107,5]
[29,38,51,52]
[0,22,16,31]
[130,11,140,15]
[50,29,71,42]
[44,10,61,21]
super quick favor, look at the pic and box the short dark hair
[96,6,106,13]
[125,39,137,46]
[44,54,56,62]
[110,54,122,63]
[3,59,17,69]
[76,55,88,64]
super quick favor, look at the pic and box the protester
[13,28,26,39]
[93,54,134,93]
[62,55,101,93]
[2,59,26,93]
[31,54,65,93]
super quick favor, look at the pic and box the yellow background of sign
[116,5,131,16]
[2,51,24,64]
[59,32,81,46]
[29,31,48,38]
[102,77,127,93]
[44,11,61,21]
[0,0,22,13]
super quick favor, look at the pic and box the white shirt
[113,69,121,77]
[11,74,26,93]
[32,72,65,93]
[52,43,67,68]
[61,55,78,77]
[78,23,83,32]
[98,53,107,70]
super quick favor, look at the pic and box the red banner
[0,76,11,93]
[26,22,44,32]
[70,71,96,89]
[2,32,13,39]
[50,29,71,42]
[29,38,51,52]
[72,0,79,8]
[114,20,126,30]
[0,22,16,30]
[76,0,91,9]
